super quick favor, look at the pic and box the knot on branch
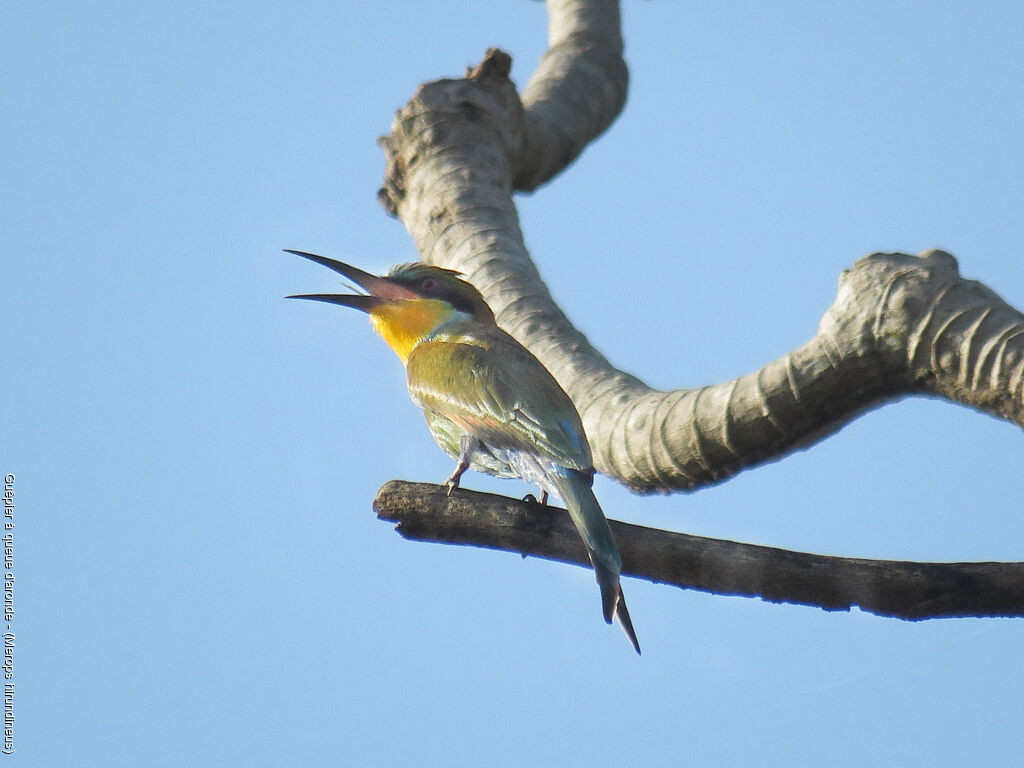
[818,249,1024,421]
[467,47,512,80]
[822,249,961,364]
[378,48,525,219]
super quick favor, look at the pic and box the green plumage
[407,323,592,475]
[287,250,640,653]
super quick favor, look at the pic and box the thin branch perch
[375,480,1024,621]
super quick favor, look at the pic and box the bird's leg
[445,435,477,496]
[444,459,469,496]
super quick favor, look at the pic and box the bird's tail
[550,470,641,655]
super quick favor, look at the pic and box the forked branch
[377,1,1024,493]
[368,0,1023,615]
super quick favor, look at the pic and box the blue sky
[4,2,1024,766]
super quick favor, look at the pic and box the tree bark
[377,1,1024,493]
[370,0,1024,615]
[375,481,1024,621]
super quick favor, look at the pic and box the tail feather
[594,559,619,625]
[551,469,641,655]
[613,588,641,655]
[594,560,641,655]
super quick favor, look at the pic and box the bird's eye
[420,277,439,292]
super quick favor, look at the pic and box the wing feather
[406,328,592,471]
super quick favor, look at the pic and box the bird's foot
[445,477,460,497]
[444,453,470,497]
[522,490,549,506]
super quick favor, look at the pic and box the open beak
[284,249,418,312]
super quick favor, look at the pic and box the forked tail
[550,469,641,655]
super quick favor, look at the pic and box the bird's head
[286,250,495,363]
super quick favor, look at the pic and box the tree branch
[367,0,1024,620]
[516,0,628,189]
[375,481,1024,621]
[376,0,1024,494]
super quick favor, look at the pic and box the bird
[286,249,640,654]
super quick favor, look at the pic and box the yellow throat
[369,299,457,364]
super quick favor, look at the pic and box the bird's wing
[406,330,593,471]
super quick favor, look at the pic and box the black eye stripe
[446,294,476,315]
[393,274,478,316]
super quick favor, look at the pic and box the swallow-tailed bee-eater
[286,250,640,653]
